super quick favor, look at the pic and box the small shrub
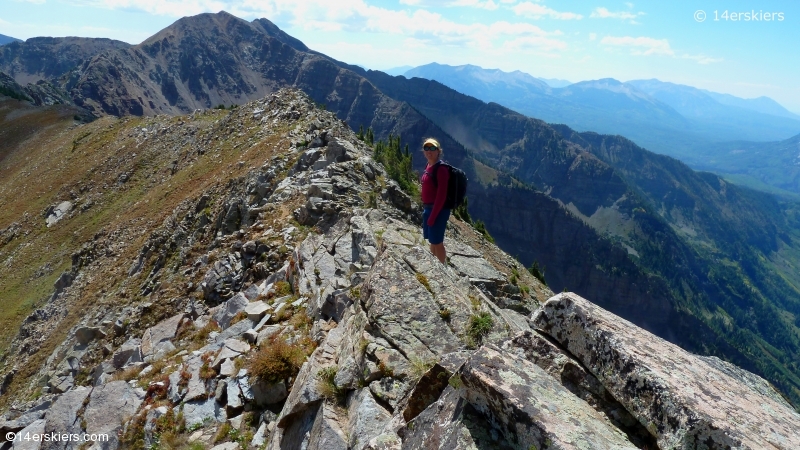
[439,307,452,322]
[120,411,148,448]
[288,308,313,331]
[448,374,463,389]
[317,367,345,404]
[144,375,170,403]
[377,360,395,378]
[416,273,433,294]
[409,357,436,381]
[350,286,361,299]
[192,320,221,345]
[199,352,216,380]
[213,422,232,444]
[467,312,494,345]
[469,294,481,311]
[274,280,292,297]
[509,273,518,286]
[275,304,295,322]
[178,367,191,388]
[473,220,494,243]
[528,260,547,286]
[520,284,530,294]
[358,338,369,357]
[229,311,248,326]
[453,197,472,224]
[113,365,144,382]
[248,335,314,384]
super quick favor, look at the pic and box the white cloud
[589,32,596,40]
[590,7,644,22]
[449,0,499,9]
[398,0,498,8]
[62,0,569,54]
[681,54,723,64]
[600,35,721,64]
[600,35,673,56]
[513,2,583,20]
[503,35,567,52]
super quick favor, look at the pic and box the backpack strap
[430,160,445,187]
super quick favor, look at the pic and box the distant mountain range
[0,34,22,46]
[400,63,800,191]
[2,12,800,408]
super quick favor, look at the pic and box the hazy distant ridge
[0,34,22,46]
[402,63,800,170]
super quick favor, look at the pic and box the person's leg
[429,209,450,264]
[431,242,446,263]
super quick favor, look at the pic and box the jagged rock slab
[84,381,145,449]
[401,385,496,449]
[348,388,392,450]
[141,313,184,359]
[459,345,638,450]
[532,292,800,450]
[112,338,142,368]
[501,330,653,447]
[307,402,348,450]
[213,292,249,329]
[362,245,464,361]
[448,255,503,282]
[274,322,345,429]
[10,418,47,450]
[0,401,50,435]
[183,397,226,428]
[40,387,91,450]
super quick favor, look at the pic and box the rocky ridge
[3,12,799,408]
[0,90,798,449]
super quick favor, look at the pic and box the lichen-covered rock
[459,345,639,450]
[532,292,800,450]
[400,385,488,449]
[501,330,655,447]
[347,388,392,450]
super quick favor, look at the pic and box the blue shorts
[422,207,450,245]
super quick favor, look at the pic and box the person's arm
[427,164,450,226]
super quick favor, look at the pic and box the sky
[2,0,800,112]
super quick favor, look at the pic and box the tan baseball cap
[423,138,440,149]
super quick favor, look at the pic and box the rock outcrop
[0,90,797,450]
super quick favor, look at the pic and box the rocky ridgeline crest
[0,89,798,450]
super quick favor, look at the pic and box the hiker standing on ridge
[421,138,450,263]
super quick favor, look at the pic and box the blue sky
[2,0,800,112]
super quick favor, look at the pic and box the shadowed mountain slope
[0,36,130,84]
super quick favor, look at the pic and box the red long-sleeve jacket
[421,162,449,226]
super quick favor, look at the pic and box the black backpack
[430,161,468,209]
